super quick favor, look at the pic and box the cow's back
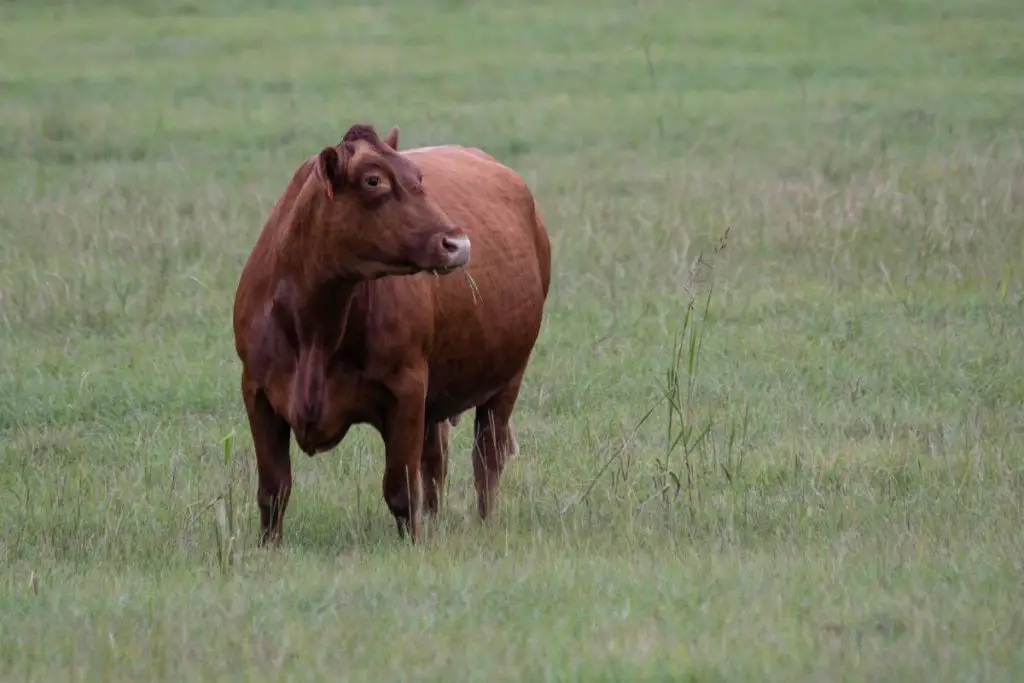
[233,156,318,365]
[401,145,551,421]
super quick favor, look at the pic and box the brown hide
[233,126,551,545]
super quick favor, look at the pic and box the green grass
[2,0,1024,680]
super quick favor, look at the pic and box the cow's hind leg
[472,373,522,520]
[421,419,453,516]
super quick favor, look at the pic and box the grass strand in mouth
[461,267,482,306]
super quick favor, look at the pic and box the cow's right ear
[314,145,345,200]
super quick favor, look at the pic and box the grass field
[2,0,1024,680]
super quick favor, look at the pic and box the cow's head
[294,123,470,281]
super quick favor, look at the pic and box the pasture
[2,0,1023,680]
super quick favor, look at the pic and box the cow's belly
[424,273,545,422]
[424,366,514,423]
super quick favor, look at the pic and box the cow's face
[304,124,471,281]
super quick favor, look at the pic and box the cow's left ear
[382,126,399,151]
[314,145,346,200]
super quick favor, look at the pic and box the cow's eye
[363,174,381,189]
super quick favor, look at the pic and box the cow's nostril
[438,234,471,267]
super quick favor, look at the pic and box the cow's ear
[382,126,399,151]
[315,145,345,200]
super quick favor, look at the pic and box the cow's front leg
[243,380,292,547]
[381,368,428,542]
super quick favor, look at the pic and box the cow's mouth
[370,260,463,279]
[428,264,462,276]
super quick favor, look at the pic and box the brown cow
[232,123,551,545]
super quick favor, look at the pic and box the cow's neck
[298,275,358,358]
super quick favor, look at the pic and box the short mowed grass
[2,0,1024,680]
